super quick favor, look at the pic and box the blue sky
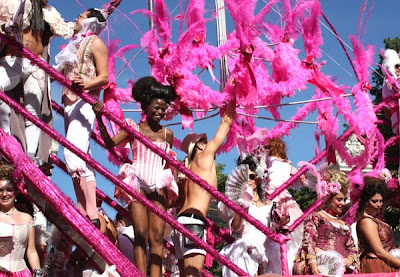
[46,0,399,218]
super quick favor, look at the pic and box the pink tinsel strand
[21,190,105,272]
[280,241,289,275]
[53,154,231,276]
[50,155,130,219]
[289,199,324,233]
[52,153,237,247]
[0,130,140,277]
[0,33,272,268]
[51,100,131,165]
[0,90,249,277]
[0,32,287,244]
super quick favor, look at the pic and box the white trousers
[64,99,96,181]
[0,56,33,134]
[24,63,45,157]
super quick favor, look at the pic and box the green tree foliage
[208,162,229,276]
[371,37,400,231]
[290,188,317,210]
[216,163,228,193]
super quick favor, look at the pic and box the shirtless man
[0,0,73,164]
[173,98,236,276]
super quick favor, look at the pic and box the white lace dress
[220,204,274,277]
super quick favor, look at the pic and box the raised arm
[202,98,236,159]
[359,218,400,268]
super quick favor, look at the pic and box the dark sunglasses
[249,174,257,180]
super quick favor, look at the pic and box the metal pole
[214,0,229,91]
[148,0,154,30]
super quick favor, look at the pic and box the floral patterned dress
[293,211,359,274]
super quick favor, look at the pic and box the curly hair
[132,76,177,111]
[325,169,349,196]
[357,176,387,216]
[266,138,287,160]
[0,162,14,181]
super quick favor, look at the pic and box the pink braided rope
[280,242,289,275]
[53,153,233,275]
[288,199,323,232]
[267,126,355,201]
[0,130,140,277]
[19,185,104,272]
[1,32,290,274]
[0,90,248,277]
[52,102,237,245]
[51,100,131,164]
[50,154,131,218]
[0,33,286,245]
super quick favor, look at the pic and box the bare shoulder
[358,216,377,228]
[91,36,107,49]
[18,211,34,223]
[166,127,173,139]
[165,128,174,147]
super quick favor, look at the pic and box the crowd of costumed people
[0,0,400,276]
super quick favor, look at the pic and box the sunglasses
[249,174,257,180]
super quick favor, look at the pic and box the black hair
[30,0,45,37]
[132,76,177,111]
[115,212,131,226]
[357,176,387,217]
[237,156,264,200]
[86,8,107,23]
[15,194,34,217]
[237,156,258,172]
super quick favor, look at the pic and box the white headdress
[54,16,106,71]
[382,49,400,79]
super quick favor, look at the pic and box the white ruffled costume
[264,156,304,274]
[0,0,74,39]
[219,203,276,277]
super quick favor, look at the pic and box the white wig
[382,49,400,79]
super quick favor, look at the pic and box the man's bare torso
[3,24,51,57]
[179,153,217,218]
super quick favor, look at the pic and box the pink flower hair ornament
[316,180,341,201]
[297,161,341,201]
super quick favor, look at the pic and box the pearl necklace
[0,207,17,216]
